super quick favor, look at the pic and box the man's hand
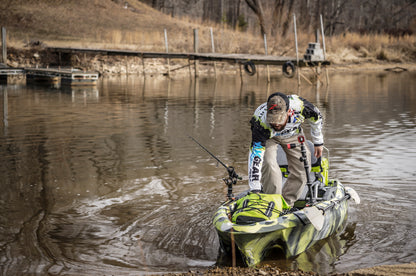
[314,145,323,158]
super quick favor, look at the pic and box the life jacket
[231,193,290,225]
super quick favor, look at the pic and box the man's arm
[248,117,270,191]
[314,145,323,158]
[299,97,324,153]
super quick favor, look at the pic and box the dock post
[134,56,138,75]
[320,14,327,60]
[3,86,8,128]
[125,56,129,75]
[314,29,321,83]
[193,29,199,78]
[320,14,329,86]
[293,14,301,88]
[141,53,146,78]
[188,59,192,79]
[164,28,171,77]
[239,62,243,83]
[263,33,270,83]
[210,27,217,78]
[83,53,87,70]
[1,27,6,65]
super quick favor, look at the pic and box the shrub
[376,49,388,61]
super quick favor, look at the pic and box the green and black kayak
[211,138,360,267]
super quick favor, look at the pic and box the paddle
[188,135,242,200]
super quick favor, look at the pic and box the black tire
[282,61,296,78]
[243,61,256,76]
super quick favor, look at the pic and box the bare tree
[272,0,295,37]
[140,0,416,36]
[324,0,348,35]
[244,0,267,37]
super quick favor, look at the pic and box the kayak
[211,139,360,267]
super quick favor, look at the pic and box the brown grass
[3,0,415,63]
[327,33,416,62]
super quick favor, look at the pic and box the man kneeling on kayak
[248,92,324,206]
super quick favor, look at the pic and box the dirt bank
[153,262,416,276]
[157,265,318,276]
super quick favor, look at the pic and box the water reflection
[0,71,415,275]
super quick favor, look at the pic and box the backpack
[231,193,290,225]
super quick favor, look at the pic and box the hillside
[1,0,416,68]
[2,1,190,49]
[1,0,266,54]
[3,1,176,39]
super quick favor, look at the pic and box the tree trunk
[245,0,267,37]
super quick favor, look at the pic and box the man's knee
[263,153,276,167]
[263,147,278,166]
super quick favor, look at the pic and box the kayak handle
[287,135,306,149]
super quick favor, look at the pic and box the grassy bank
[2,0,415,67]
[326,33,416,64]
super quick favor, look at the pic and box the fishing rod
[188,135,241,200]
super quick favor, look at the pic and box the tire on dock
[282,61,296,78]
[243,61,256,76]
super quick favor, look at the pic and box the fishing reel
[188,135,242,201]
[223,166,242,200]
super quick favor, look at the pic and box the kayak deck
[213,180,350,266]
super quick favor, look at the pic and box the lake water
[1,70,415,275]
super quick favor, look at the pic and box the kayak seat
[277,140,320,183]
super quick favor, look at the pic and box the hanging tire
[282,61,296,78]
[243,61,256,76]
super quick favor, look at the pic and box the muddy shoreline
[154,262,416,276]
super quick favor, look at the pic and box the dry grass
[2,0,415,64]
[327,33,416,62]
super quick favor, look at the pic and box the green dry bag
[231,193,290,225]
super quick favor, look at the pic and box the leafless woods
[141,0,416,37]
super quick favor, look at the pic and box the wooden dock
[49,46,329,67]
[25,68,98,86]
[48,45,330,81]
[0,67,25,75]
[0,66,25,83]
[0,66,98,86]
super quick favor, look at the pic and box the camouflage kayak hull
[212,181,350,267]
